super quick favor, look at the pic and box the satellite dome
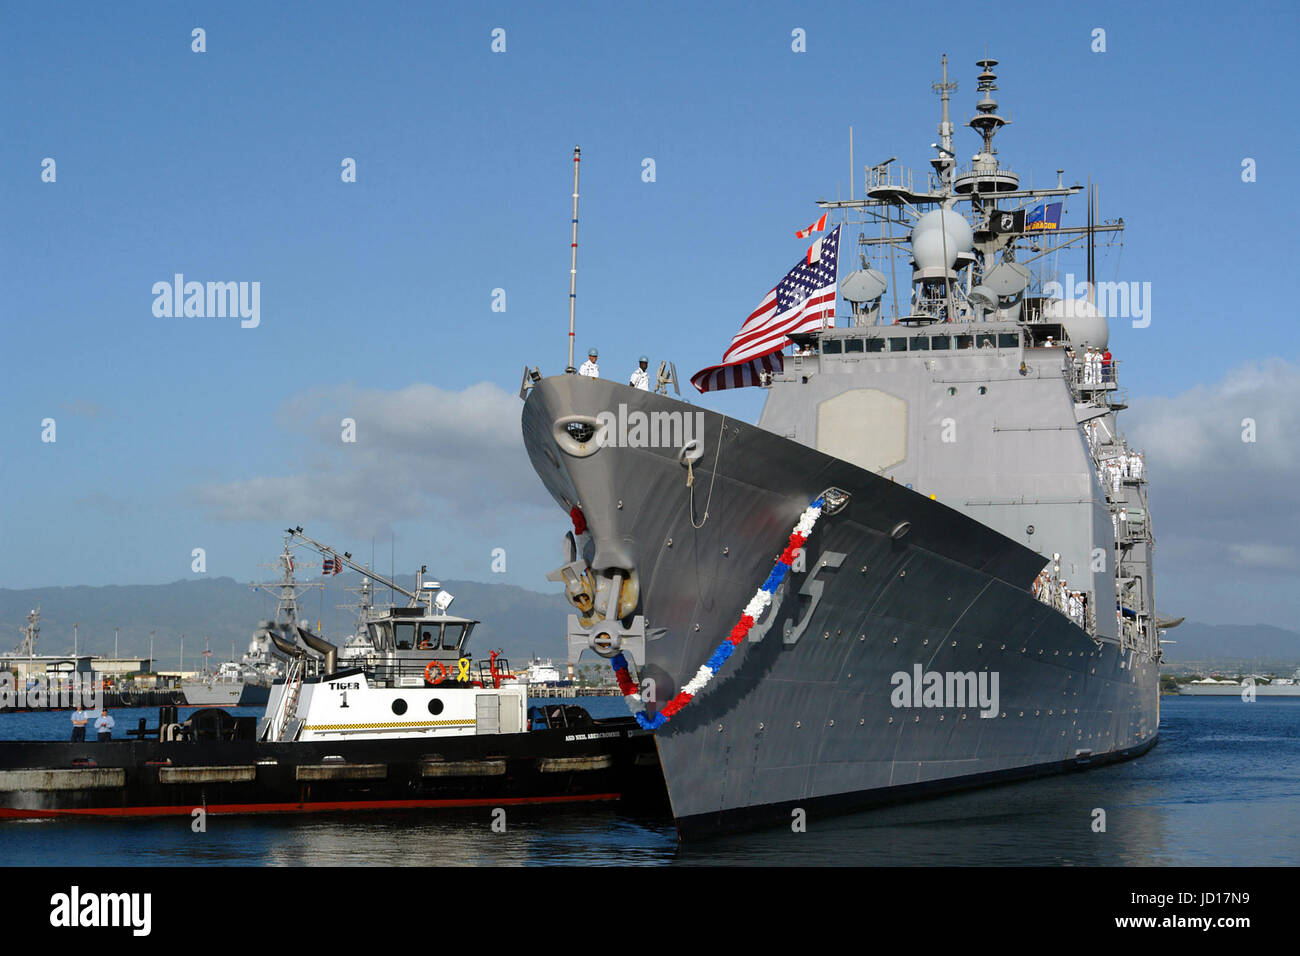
[968,285,998,311]
[910,209,974,254]
[912,229,960,271]
[1044,297,1109,349]
[840,268,888,304]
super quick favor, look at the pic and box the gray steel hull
[180,681,270,707]
[522,376,1159,836]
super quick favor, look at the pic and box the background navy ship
[179,537,315,707]
[0,530,665,820]
[521,57,1162,837]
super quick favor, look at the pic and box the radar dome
[1044,297,1109,349]
[912,229,959,271]
[910,209,974,253]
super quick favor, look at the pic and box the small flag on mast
[1025,202,1063,231]
[795,213,827,239]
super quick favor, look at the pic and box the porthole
[947,387,957,396]
[427,698,444,716]
[977,386,988,395]
[391,698,408,716]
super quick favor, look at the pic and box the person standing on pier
[94,709,115,741]
[70,708,88,742]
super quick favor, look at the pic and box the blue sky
[2,1,1297,628]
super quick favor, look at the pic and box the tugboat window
[394,622,416,651]
[368,622,393,650]
[391,699,408,715]
[428,699,444,716]
[441,623,466,650]
[418,628,437,649]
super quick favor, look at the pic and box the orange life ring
[424,660,448,685]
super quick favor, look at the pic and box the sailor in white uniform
[629,355,650,390]
[579,347,600,378]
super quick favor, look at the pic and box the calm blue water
[1,696,1296,866]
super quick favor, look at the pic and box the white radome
[911,209,974,250]
[912,229,959,270]
[1044,297,1109,349]
[910,209,974,271]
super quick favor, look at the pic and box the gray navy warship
[521,57,1161,837]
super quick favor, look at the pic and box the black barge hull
[0,720,666,820]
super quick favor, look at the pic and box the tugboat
[0,529,666,820]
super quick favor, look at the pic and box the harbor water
[1,696,1296,866]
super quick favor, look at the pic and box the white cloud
[1125,358,1300,623]
[193,381,555,537]
[61,399,105,418]
[1227,543,1300,571]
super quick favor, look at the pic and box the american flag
[691,225,840,393]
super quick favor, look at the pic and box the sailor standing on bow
[629,356,650,390]
[579,348,600,378]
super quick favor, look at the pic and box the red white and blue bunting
[612,496,826,730]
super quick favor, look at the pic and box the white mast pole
[567,146,581,373]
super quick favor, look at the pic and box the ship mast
[250,535,322,628]
[565,145,581,373]
[930,54,957,181]
[286,526,445,613]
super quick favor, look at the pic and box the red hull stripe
[0,793,622,819]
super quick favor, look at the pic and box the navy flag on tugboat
[691,224,841,393]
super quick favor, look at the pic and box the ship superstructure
[521,56,1162,837]
[181,538,319,706]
